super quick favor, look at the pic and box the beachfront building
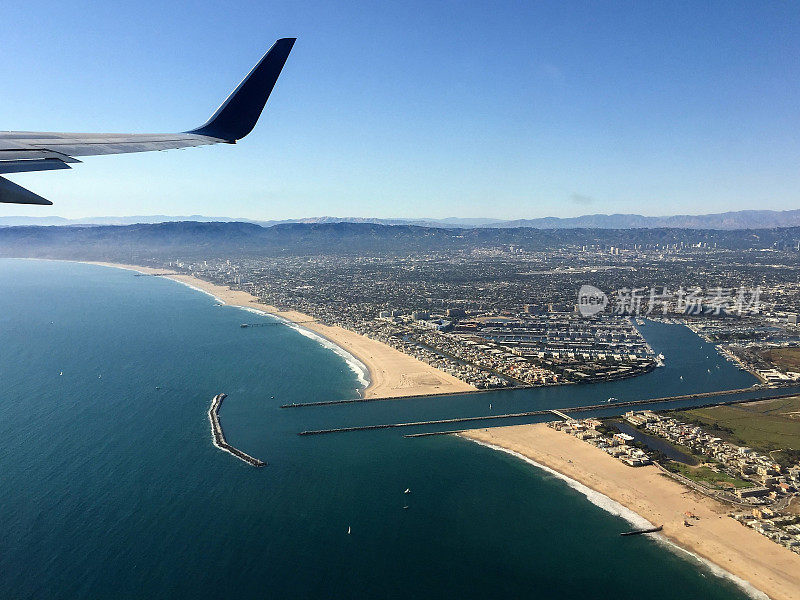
[547,420,651,467]
[613,432,635,446]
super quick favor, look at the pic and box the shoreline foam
[463,437,655,529]
[462,436,769,600]
[462,423,799,600]
[72,260,475,399]
[238,304,371,391]
[101,264,372,393]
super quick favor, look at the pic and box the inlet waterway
[0,259,766,600]
[612,420,698,465]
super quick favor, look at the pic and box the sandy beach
[461,423,800,600]
[89,262,476,399]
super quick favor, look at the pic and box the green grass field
[672,396,800,467]
[665,461,754,489]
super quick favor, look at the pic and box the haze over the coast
[2,208,800,229]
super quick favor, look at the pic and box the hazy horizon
[1,206,799,226]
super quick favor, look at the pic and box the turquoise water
[0,259,759,599]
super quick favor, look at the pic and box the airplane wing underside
[0,132,222,158]
[0,37,295,205]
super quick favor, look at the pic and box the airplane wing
[0,37,296,205]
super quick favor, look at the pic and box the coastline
[83,261,477,399]
[23,258,796,597]
[460,423,800,600]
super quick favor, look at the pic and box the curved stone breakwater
[208,394,266,467]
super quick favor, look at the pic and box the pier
[240,319,315,328]
[208,394,266,467]
[297,391,800,436]
[621,525,663,537]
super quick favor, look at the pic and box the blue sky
[2,1,799,219]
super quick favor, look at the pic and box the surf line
[460,437,769,600]
[208,394,266,467]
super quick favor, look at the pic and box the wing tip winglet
[187,37,296,142]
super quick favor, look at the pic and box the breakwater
[297,391,800,436]
[404,430,469,438]
[208,394,266,467]
[298,409,552,435]
[280,386,514,408]
[240,320,315,328]
[282,381,798,409]
[621,525,663,537]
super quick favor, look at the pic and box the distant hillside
[1,208,798,230]
[0,215,243,227]
[0,221,798,262]
[0,215,504,228]
[495,209,800,230]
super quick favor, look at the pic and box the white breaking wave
[94,269,369,393]
[169,283,370,392]
[655,537,769,600]
[170,279,225,305]
[467,438,653,529]
[463,437,769,600]
[251,308,370,391]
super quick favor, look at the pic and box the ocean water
[0,259,760,600]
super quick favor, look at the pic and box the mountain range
[0,209,798,230]
[1,220,798,262]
